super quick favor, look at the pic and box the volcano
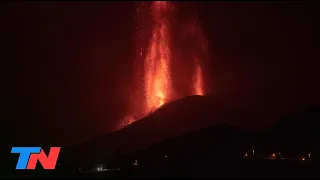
[118,2,210,129]
[66,95,253,166]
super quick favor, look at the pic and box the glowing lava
[119,116,135,128]
[187,18,208,96]
[193,58,204,96]
[115,2,209,130]
[144,1,173,114]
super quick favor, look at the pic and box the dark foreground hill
[62,95,253,166]
[52,95,319,178]
[254,106,320,156]
[10,120,318,178]
[10,95,318,178]
[48,121,319,177]
[112,123,317,178]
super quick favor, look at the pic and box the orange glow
[144,1,173,114]
[193,61,204,95]
[114,2,210,130]
[301,157,305,161]
[116,116,136,130]
[272,153,276,157]
[185,18,207,96]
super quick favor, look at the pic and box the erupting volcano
[117,1,209,130]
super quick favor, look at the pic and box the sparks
[144,1,173,114]
[115,2,210,130]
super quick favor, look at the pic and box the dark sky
[4,2,318,146]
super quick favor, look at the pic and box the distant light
[252,150,255,156]
[272,153,276,157]
[133,160,139,166]
[302,157,305,161]
[244,153,248,157]
[96,164,104,172]
[308,153,311,158]
[165,155,168,158]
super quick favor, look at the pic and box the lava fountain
[116,2,209,130]
[193,58,204,96]
[144,1,173,114]
[184,18,208,96]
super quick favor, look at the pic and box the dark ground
[5,96,320,178]
[9,152,317,178]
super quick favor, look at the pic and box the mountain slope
[254,106,320,153]
[64,95,251,165]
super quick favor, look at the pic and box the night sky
[4,2,318,146]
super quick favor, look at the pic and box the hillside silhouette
[63,95,252,165]
[58,95,319,177]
